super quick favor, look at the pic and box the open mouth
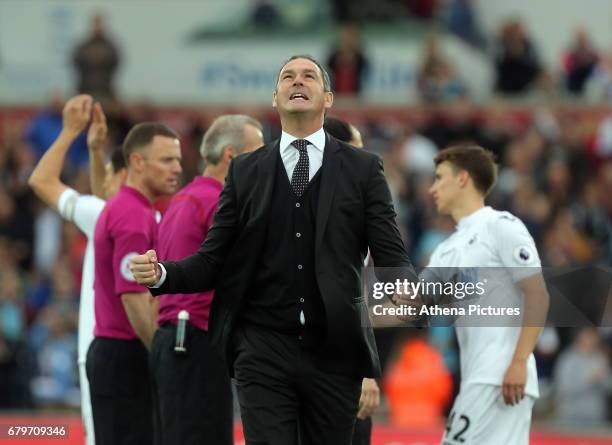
[289,92,309,101]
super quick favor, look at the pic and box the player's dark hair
[110,146,126,173]
[276,54,332,92]
[122,122,180,165]
[434,144,498,196]
[324,117,353,143]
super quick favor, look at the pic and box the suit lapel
[315,133,342,253]
[251,140,279,223]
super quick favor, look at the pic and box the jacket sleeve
[364,155,412,268]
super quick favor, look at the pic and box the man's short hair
[122,122,180,165]
[200,115,263,165]
[110,146,126,173]
[324,117,353,143]
[434,144,498,196]
[276,54,332,92]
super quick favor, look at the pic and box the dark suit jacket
[151,133,413,378]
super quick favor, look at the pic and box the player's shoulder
[428,232,459,264]
[485,208,529,233]
[76,194,105,210]
[105,190,153,228]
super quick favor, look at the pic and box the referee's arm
[121,292,157,350]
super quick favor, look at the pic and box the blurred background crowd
[0,0,611,434]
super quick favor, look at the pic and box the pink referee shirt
[93,185,158,339]
[157,176,223,331]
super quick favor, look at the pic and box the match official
[152,115,263,444]
[87,123,182,445]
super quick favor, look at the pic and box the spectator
[72,13,121,100]
[442,0,486,49]
[0,268,27,406]
[585,51,612,102]
[562,28,599,95]
[251,0,282,28]
[384,334,453,428]
[493,19,542,95]
[554,328,612,426]
[29,260,79,407]
[327,24,370,95]
[417,34,467,103]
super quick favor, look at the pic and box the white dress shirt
[154,128,327,290]
[279,127,326,182]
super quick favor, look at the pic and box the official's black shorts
[86,337,153,445]
[150,322,233,445]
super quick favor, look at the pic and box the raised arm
[28,95,92,209]
[87,103,108,199]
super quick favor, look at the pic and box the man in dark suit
[131,54,415,445]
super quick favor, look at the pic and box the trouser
[232,323,362,445]
[150,323,233,445]
[86,337,153,445]
[352,417,372,445]
[78,359,95,445]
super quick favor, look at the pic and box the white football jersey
[427,206,541,398]
[58,189,105,363]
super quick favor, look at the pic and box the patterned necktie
[290,139,310,197]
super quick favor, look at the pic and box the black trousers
[352,417,372,445]
[150,323,233,445]
[86,337,153,445]
[232,324,362,445]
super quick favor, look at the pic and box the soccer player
[87,122,182,445]
[28,94,126,445]
[152,115,263,445]
[425,144,549,445]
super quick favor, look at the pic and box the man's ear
[224,146,236,161]
[272,90,277,108]
[323,91,334,110]
[130,151,144,173]
[458,170,470,188]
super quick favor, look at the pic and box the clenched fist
[130,250,161,287]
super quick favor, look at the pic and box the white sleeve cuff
[150,263,167,288]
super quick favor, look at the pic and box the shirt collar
[120,185,153,207]
[456,206,491,231]
[279,127,326,155]
[195,175,224,191]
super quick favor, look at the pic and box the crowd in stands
[1,95,611,425]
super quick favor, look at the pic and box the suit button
[297,264,303,270]
[296,232,301,238]
[299,297,305,303]
[298,335,303,340]
[295,202,301,208]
